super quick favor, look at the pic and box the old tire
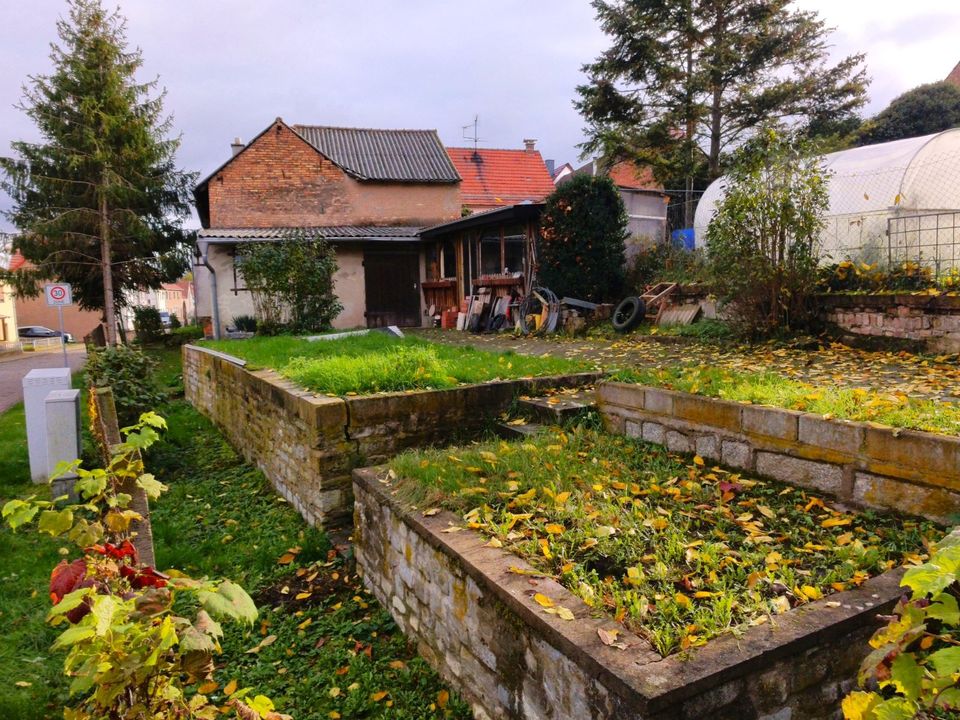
[612,296,645,332]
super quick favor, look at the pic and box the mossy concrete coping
[597,381,960,522]
[353,466,905,719]
[817,293,960,312]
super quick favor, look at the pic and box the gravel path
[0,347,87,413]
[413,329,960,402]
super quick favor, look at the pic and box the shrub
[842,528,960,719]
[168,312,181,329]
[818,260,938,293]
[627,243,710,290]
[132,306,164,343]
[85,344,164,425]
[706,128,828,338]
[236,232,343,333]
[538,174,627,302]
[232,314,257,332]
[164,324,204,347]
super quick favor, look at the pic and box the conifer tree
[1,0,194,344]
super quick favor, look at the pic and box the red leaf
[50,559,86,604]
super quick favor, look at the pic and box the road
[0,347,87,413]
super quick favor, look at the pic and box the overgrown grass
[613,365,960,435]
[390,426,939,656]
[1,349,471,720]
[200,334,589,395]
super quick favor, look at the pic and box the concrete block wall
[353,467,907,720]
[598,382,960,523]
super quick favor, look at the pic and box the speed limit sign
[44,283,73,307]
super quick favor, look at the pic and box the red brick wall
[207,122,460,228]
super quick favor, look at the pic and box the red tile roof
[446,147,556,209]
[948,61,960,89]
[604,161,662,191]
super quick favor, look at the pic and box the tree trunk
[710,86,722,179]
[92,386,156,568]
[100,189,117,346]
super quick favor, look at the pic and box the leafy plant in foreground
[843,528,960,719]
[2,412,287,720]
[85,344,165,426]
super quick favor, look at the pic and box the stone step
[517,389,596,424]
[494,421,544,440]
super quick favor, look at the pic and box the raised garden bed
[353,428,938,719]
[183,340,599,527]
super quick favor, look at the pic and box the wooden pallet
[641,282,678,324]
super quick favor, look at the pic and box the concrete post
[22,368,72,482]
[45,389,81,499]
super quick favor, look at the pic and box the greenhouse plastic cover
[693,128,960,264]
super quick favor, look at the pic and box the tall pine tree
[1,0,194,344]
[575,0,868,226]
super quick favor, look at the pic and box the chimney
[230,137,244,157]
[545,159,555,175]
[523,138,537,152]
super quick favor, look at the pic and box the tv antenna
[462,115,480,153]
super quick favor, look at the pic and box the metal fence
[886,211,960,278]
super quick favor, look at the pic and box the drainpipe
[196,240,221,340]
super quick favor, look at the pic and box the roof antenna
[462,114,480,157]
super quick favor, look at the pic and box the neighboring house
[193,118,461,333]
[445,140,556,213]
[122,280,196,328]
[551,162,574,184]
[947,60,960,89]
[560,159,669,254]
[0,234,21,351]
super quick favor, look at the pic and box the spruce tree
[1,0,194,344]
[575,0,868,226]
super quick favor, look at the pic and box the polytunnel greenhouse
[693,128,960,277]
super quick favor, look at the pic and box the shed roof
[446,147,556,208]
[198,226,422,243]
[293,125,460,183]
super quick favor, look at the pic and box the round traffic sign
[50,285,67,301]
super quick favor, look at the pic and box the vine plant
[2,412,289,720]
[843,527,960,719]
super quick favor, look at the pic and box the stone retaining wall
[353,466,905,720]
[819,293,960,353]
[183,344,598,526]
[598,381,960,523]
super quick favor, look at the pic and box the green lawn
[391,425,939,656]
[1,348,470,720]
[200,334,591,395]
[614,365,960,435]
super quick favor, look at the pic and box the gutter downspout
[196,240,221,340]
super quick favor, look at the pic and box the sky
[1,0,959,231]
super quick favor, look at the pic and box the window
[441,239,457,278]
[503,224,526,275]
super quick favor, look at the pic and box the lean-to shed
[694,129,960,274]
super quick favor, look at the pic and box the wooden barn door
[363,250,421,327]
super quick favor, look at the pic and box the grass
[1,348,471,720]
[588,319,735,342]
[613,365,960,435]
[199,334,590,395]
[390,425,939,657]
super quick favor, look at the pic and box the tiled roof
[446,147,556,208]
[293,126,460,183]
[573,160,663,191]
[199,226,423,241]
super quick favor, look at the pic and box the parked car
[159,311,172,327]
[18,325,74,343]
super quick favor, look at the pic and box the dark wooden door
[364,251,421,327]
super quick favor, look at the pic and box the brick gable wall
[207,121,460,228]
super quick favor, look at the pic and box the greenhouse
[693,128,960,276]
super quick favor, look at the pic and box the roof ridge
[447,146,544,154]
[293,124,440,134]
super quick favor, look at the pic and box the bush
[168,312,181,329]
[538,174,627,302]
[627,243,710,290]
[818,260,937,293]
[706,129,828,338]
[232,314,257,332]
[84,344,164,425]
[163,324,204,347]
[132,306,164,343]
[236,232,343,333]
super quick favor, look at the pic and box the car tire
[612,296,645,332]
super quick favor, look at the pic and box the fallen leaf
[533,593,554,608]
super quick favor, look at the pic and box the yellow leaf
[539,538,552,559]
[479,451,498,464]
[223,679,238,696]
[329,713,341,720]
[295,592,312,600]
[770,596,791,614]
[556,606,575,620]
[841,691,881,720]
[422,508,441,516]
[799,585,823,601]
[437,690,449,709]
[821,517,852,528]
[371,691,388,702]
[693,591,715,599]
[277,553,296,565]
[693,455,705,467]
[533,593,554,608]
[554,491,571,506]
[675,592,692,609]
[14,681,32,688]
[757,505,776,520]
[836,532,853,546]
[198,681,218,694]
[388,660,406,669]
[329,687,341,698]
[545,523,564,535]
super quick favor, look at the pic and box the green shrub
[132,306,164,343]
[232,314,257,332]
[163,324,204,347]
[539,174,627,302]
[84,344,164,425]
[628,243,710,290]
[168,312,181,329]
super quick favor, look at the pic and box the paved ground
[414,329,960,402]
[0,347,87,413]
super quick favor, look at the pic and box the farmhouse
[192,118,462,333]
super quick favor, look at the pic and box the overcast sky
[1,0,959,231]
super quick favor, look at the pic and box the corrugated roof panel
[292,126,460,183]
[199,226,423,240]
